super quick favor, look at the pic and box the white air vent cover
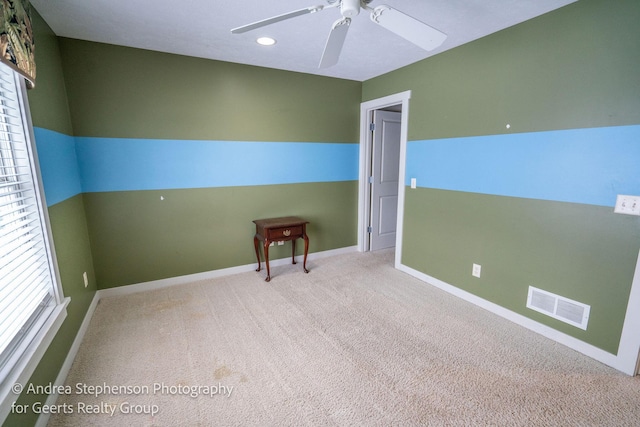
[526,286,590,330]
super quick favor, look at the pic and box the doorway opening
[357,91,411,269]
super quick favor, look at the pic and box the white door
[370,110,401,251]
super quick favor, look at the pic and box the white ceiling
[31,0,577,82]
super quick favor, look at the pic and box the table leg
[254,235,261,272]
[291,238,297,264]
[263,240,271,282]
[302,233,309,274]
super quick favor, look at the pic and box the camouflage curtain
[1,0,35,88]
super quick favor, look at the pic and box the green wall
[403,189,638,353]
[26,13,73,136]
[363,0,640,354]
[58,38,360,143]
[84,182,357,289]
[363,0,640,139]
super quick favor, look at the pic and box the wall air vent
[526,286,590,330]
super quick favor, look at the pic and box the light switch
[614,195,640,216]
[410,178,417,189]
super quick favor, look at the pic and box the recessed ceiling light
[256,37,276,46]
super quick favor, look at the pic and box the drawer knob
[283,229,291,237]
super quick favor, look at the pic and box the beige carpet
[48,250,640,426]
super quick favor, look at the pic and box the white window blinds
[0,60,66,409]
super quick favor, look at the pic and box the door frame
[357,90,411,269]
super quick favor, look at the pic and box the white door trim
[357,90,411,269]
[620,248,640,376]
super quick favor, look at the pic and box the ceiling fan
[231,0,447,68]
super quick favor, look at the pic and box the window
[0,62,68,422]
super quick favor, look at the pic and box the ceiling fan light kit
[231,0,447,68]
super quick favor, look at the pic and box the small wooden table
[253,216,309,282]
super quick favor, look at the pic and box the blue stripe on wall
[406,125,640,207]
[34,127,82,206]
[75,137,359,193]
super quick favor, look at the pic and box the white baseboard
[397,262,639,376]
[35,293,100,427]
[98,246,358,299]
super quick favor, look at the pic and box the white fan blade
[319,18,351,68]
[370,5,447,51]
[231,5,326,34]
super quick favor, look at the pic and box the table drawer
[268,225,303,240]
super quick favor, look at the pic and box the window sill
[0,297,70,423]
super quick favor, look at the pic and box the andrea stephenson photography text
[10,381,234,417]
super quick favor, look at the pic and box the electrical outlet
[614,195,640,216]
[269,242,275,247]
[472,263,481,278]
[83,271,88,288]
[277,241,285,246]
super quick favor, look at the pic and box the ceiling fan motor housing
[341,0,361,17]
